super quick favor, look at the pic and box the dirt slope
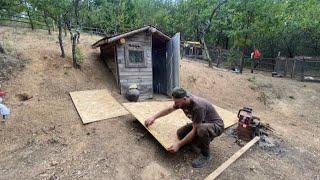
[0,26,319,180]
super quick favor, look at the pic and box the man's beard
[179,103,187,109]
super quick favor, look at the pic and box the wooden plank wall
[117,32,153,99]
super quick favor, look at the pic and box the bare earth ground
[0,26,319,180]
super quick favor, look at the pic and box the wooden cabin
[182,41,203,59]
[92,26,180,99]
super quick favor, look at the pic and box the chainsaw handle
[252,116,260,121]
[237,109,248,118]
[238,107,253,118]
[237,109,243,118]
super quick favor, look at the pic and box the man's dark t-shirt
[174,96,224,128]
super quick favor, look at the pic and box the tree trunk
[64,25,68,37]
[58,17,65,58]
[287,43,294,58]
[240,34,249,74]
[27,10,34,30]
[241,27,249,74]
[76,30,80,44]
[199,0,227,68]
[73,0,81,43]
[225,37,229,49]
[201,36,213,67]
[240,55,245,73]
[52,21,55,32]
[72,33,79,68]
[43,11,51,35]
[74,0,80,27]
[216,47,221,67]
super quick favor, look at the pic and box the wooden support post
[291,59,296,79]
[301,58,305,81]
[204,136,260,180]
[284,59,288,77]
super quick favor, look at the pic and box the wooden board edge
[69,92,88,124]
[69,90,130,124]
[204,136,261,180]
[121,104,170,149]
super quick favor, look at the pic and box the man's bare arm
[178,123,198,147]
[167,123,199,153]
[145,105,176,127]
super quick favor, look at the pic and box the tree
[199,0,228,67]
[2,0,320,63]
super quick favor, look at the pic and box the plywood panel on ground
[123,101,237,149]
[70,89,129,124]
[213,105,238,128]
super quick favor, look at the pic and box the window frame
[125,43,147,68]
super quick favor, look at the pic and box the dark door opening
[152,35,167,94]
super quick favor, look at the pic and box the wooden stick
[205,136,261,180]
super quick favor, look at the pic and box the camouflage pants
[177,123,223,156]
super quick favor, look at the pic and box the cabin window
[125,43,147,68]
[129,50,144,63]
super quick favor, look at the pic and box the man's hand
[166,143,180,153]
[145,117,155,127]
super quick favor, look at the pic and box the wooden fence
[0,18,109,37]
[184,47,320,82]
[263,56,320,82]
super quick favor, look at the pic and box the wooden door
[166,33,181,95]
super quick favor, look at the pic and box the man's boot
[191,152,212,168]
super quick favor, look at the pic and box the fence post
[291,58,296,79]
[301,58,305,81]
[272,57,276,72]
[284,58,288,77]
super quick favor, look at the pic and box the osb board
[70,89,129,124]
[213,105,238,128]
[123,101,237,149]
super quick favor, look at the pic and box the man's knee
[197,125,209,138]
[177,123,193,140]
[197,124,220,140]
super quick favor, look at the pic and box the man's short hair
[172,87,189,99]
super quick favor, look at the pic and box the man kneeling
[145,87,224,168]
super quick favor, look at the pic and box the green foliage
[75,46,85,65]
[225,48,242,67]
[247,76,257,83]
[1,0,320,58]
[289,95,295,99]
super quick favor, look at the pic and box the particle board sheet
[213,105,238,128]
[123,101,191,149]
[123,101,237,149]
[70,89,129,124]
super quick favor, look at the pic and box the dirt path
[0,27,319,180]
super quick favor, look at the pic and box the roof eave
[92,26,171,48]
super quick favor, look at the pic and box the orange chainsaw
[237,107,261,141]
